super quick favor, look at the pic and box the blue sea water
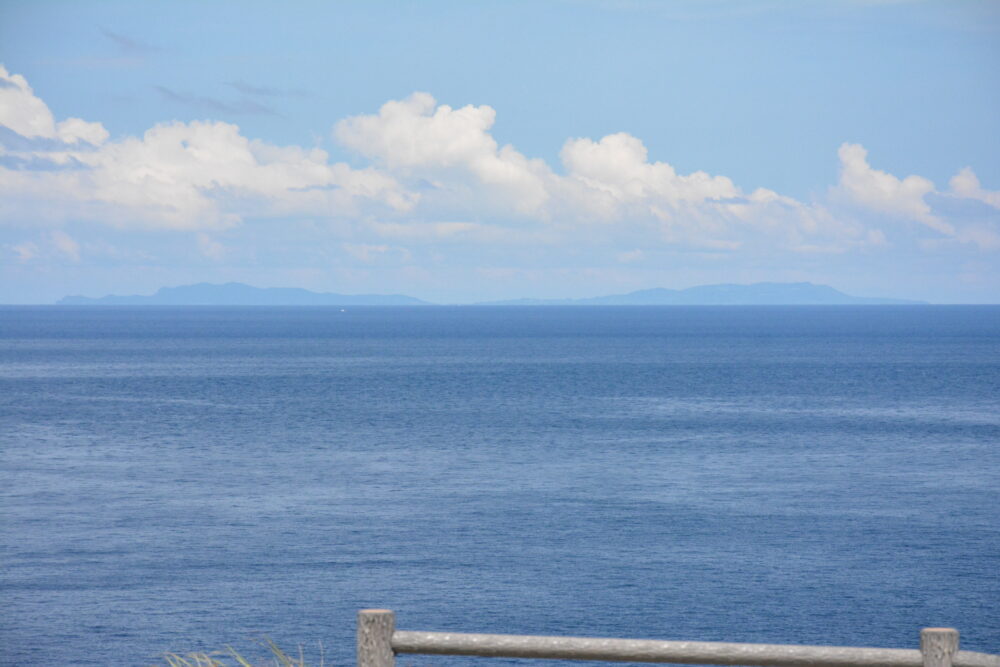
[1,305,998,666]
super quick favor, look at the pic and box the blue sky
[1,0,998,303]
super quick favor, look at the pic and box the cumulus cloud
[2,66,997,260]
[826,144,1000,250]
[949,167,1000,210]
[553,132,811,246]
[336,92,552,216]
[0,65,63,138]
[832,142,949,233]
[561,132,738,206]
[333,92,867,251]
[336,93,496,170]
[1,65,413,232]
[0,65,108,144]
[65,119,410,229]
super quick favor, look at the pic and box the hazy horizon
[2,1,998,303]
[39,279,941,306]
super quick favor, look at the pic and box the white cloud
[832,142,949,233]
[0,65,64,139]
[335,92,552,216]
[56,117,110,146]
[949,167,1000,210]
[560,132,739,207]
[0,65,107,145]
[336,93,495,170]
[71,119,412,229]
[1,65,413,231]
[333,94,865,251]
[2,66,997,263]
[827,146,1000,251]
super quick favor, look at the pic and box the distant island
[57,281,925,306]
[477,282,926,306]
[58,282,429,306]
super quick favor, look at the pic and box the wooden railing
[357,609,1000,667]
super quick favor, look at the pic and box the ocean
[1,305,998,666]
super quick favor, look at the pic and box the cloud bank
[2,64,998,265]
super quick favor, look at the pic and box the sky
[1,0,998,304]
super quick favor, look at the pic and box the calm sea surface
[1,306,999,666]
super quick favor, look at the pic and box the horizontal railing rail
[357,610,1000,667]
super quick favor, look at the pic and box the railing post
[358,609,395,667]
[921,628,959,667]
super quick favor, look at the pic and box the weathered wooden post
[358,609,395,667]
[921,628,959,667]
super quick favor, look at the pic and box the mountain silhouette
[479,282,925,305]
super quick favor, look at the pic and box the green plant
[158,638,323,667]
